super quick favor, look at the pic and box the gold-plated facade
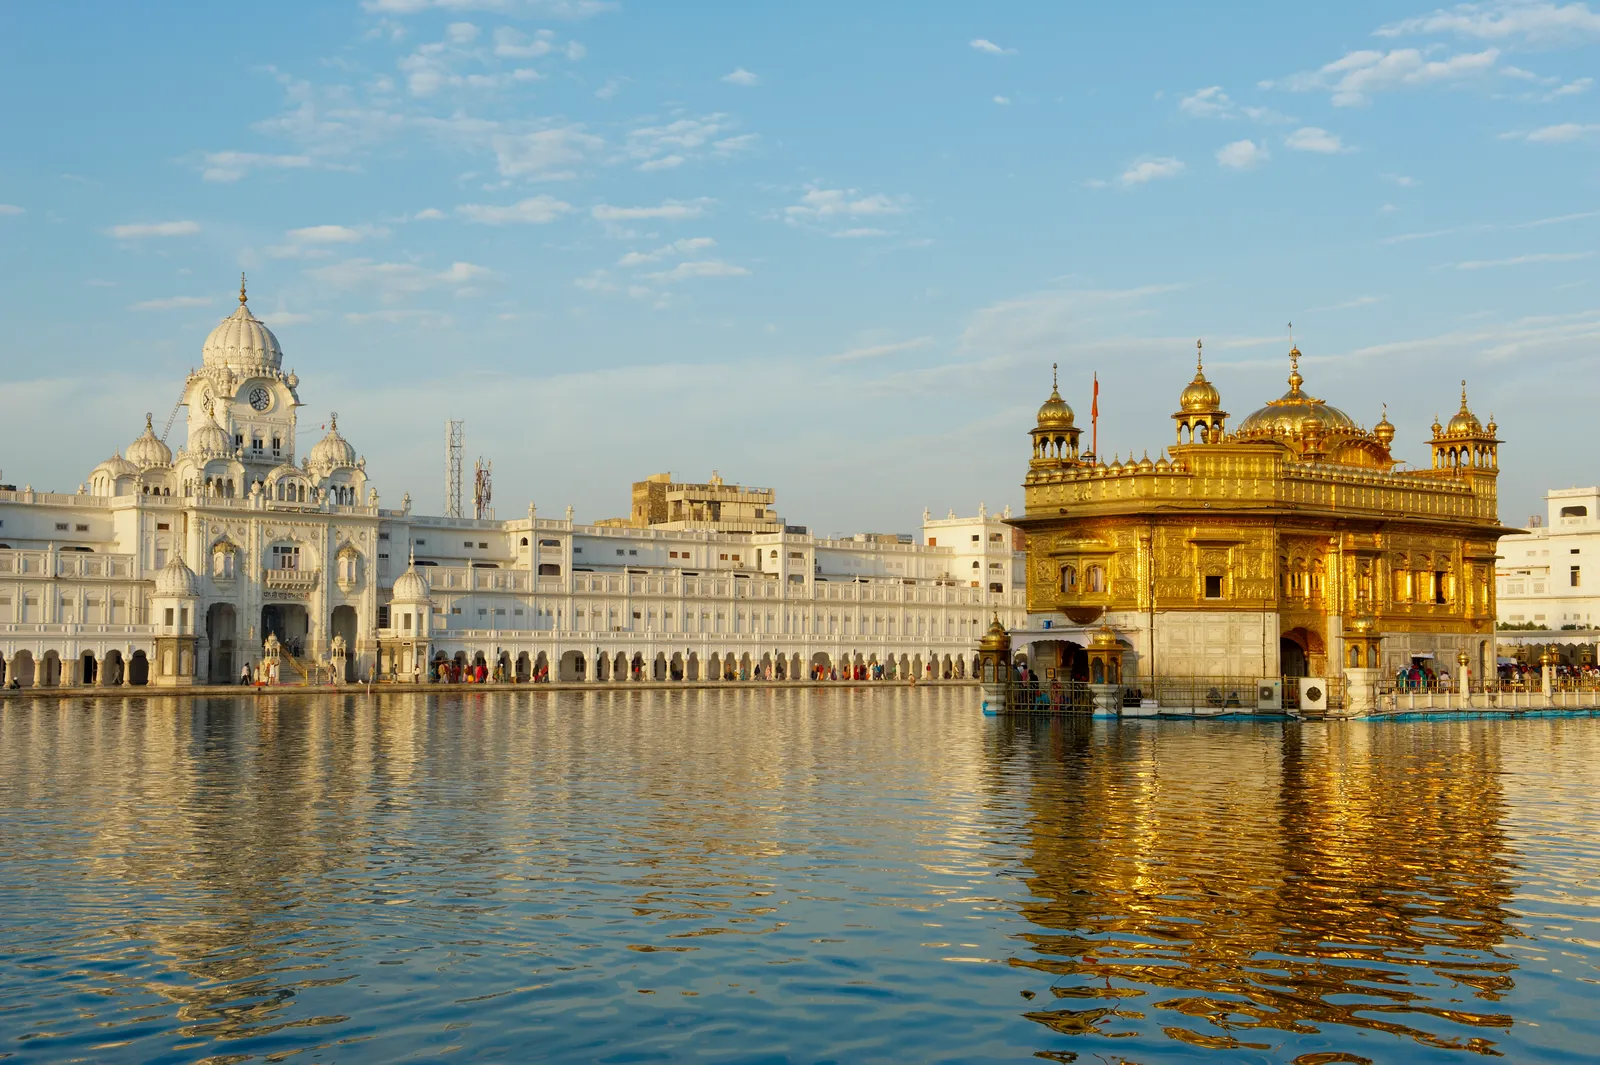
[1012,347,1512,680]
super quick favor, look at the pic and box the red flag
[1091,373,1099,457]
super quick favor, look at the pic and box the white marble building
[0,283,1025,688]
[1496,487,1600,630]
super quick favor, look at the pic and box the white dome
[307,414,357,468]
[188,410,234,456]
[392,561,431,602]
[93,452,139,479]
[202,278,283,373]
[154,552,199,597]
[126,413,173,468]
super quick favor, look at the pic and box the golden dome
[1373,405,1395,446]
[1178,339,1222,412]
[978,614,1011,652]
[1236,346,1358,435]
[1444,380,1482,434]
[1035,363,1075,430]
[1088,624,1121,650]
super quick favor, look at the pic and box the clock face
[247,386,271,412]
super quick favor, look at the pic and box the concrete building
[1496,487,1600,630]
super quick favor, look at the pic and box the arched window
[1061,565,1077,592]
[1086,565,1106,593]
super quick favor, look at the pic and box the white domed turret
[201,275,283,374]
[307,413,357,469]
[92,452,140,480]
[154,552,200,597]
[392,557,431,603]
[188,403,235,456]
[126,413,173,468]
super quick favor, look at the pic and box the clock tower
[181,276,302,483]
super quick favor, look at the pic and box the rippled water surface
[2,690,1599,1063]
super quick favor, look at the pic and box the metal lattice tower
[474,457,493,520]
[444,420,464,518]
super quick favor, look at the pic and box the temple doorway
[208,603,237,683]
[1280,636,1309,678]
[262,604,310,657]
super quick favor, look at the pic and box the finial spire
[330,411,338,431]
[239,273,248,305]
[1051,361,1058,392]
[1196,338,1203,372]
[1460,379,1469,411]
[145,411,153,429]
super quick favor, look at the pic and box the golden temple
[1008,343,1512,685]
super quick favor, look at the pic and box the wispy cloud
[1378,2,1600,46]
[200,151,314,182]
[823,337,933,364]
[305,258,490,296]
[1285,126,1349,153]
[721,68,760,86]
[1266,47,1500,106]
[970,38,1016,55]
[458,195,574,224]
[131,295,213,311]
[592,199,710,221]
[993,95,1011,105]
[1118,157,1185,186]
[1504,122,1600,142]
[617,236,715,266]
[1314,294,1388,311]
[491,126,603,179]
[1216,139,1268,169]
[832,227,891,239]
[1178,86,1287,122]
[1452,250,1594,269]
[267,223,389,258]
[0,204,23,216]
[645,259,748,282]
[785,186,907,222]
[108,220,200,239]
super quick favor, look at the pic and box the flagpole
[1091,373,1099,460]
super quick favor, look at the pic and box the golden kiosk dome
[1178,340,1222,413]
[1035,362,1075,430]
[1236,346,1357,435]
[1445,381,1483,435]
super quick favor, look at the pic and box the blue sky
[1,1,1596,532]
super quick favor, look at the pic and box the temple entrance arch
[79,652,97,685]
[262,604,309,657]
[330,605,358,681]
[1280,636,1309,678]
[207,603,237,683]
[10,650,34,688]
[128,651,150,686]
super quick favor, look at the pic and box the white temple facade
[0,282,1025,688]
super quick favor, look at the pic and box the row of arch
[0,649,149,689]
[425,649,981,684]
[1432,443,1497,470]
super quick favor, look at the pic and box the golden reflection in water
[989,718,1520,1059]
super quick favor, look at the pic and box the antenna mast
[473,456,493,520]
[444,420,464,518]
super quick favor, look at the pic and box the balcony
[264,568,320,593]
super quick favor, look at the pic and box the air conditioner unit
[1299,677,1329,713]
[1256,679,1281,710]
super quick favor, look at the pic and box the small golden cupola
[1373,405,1395,448]
[1030,362,1083,467]
[1173,339,1227,445]
[1430,380,1499,473]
